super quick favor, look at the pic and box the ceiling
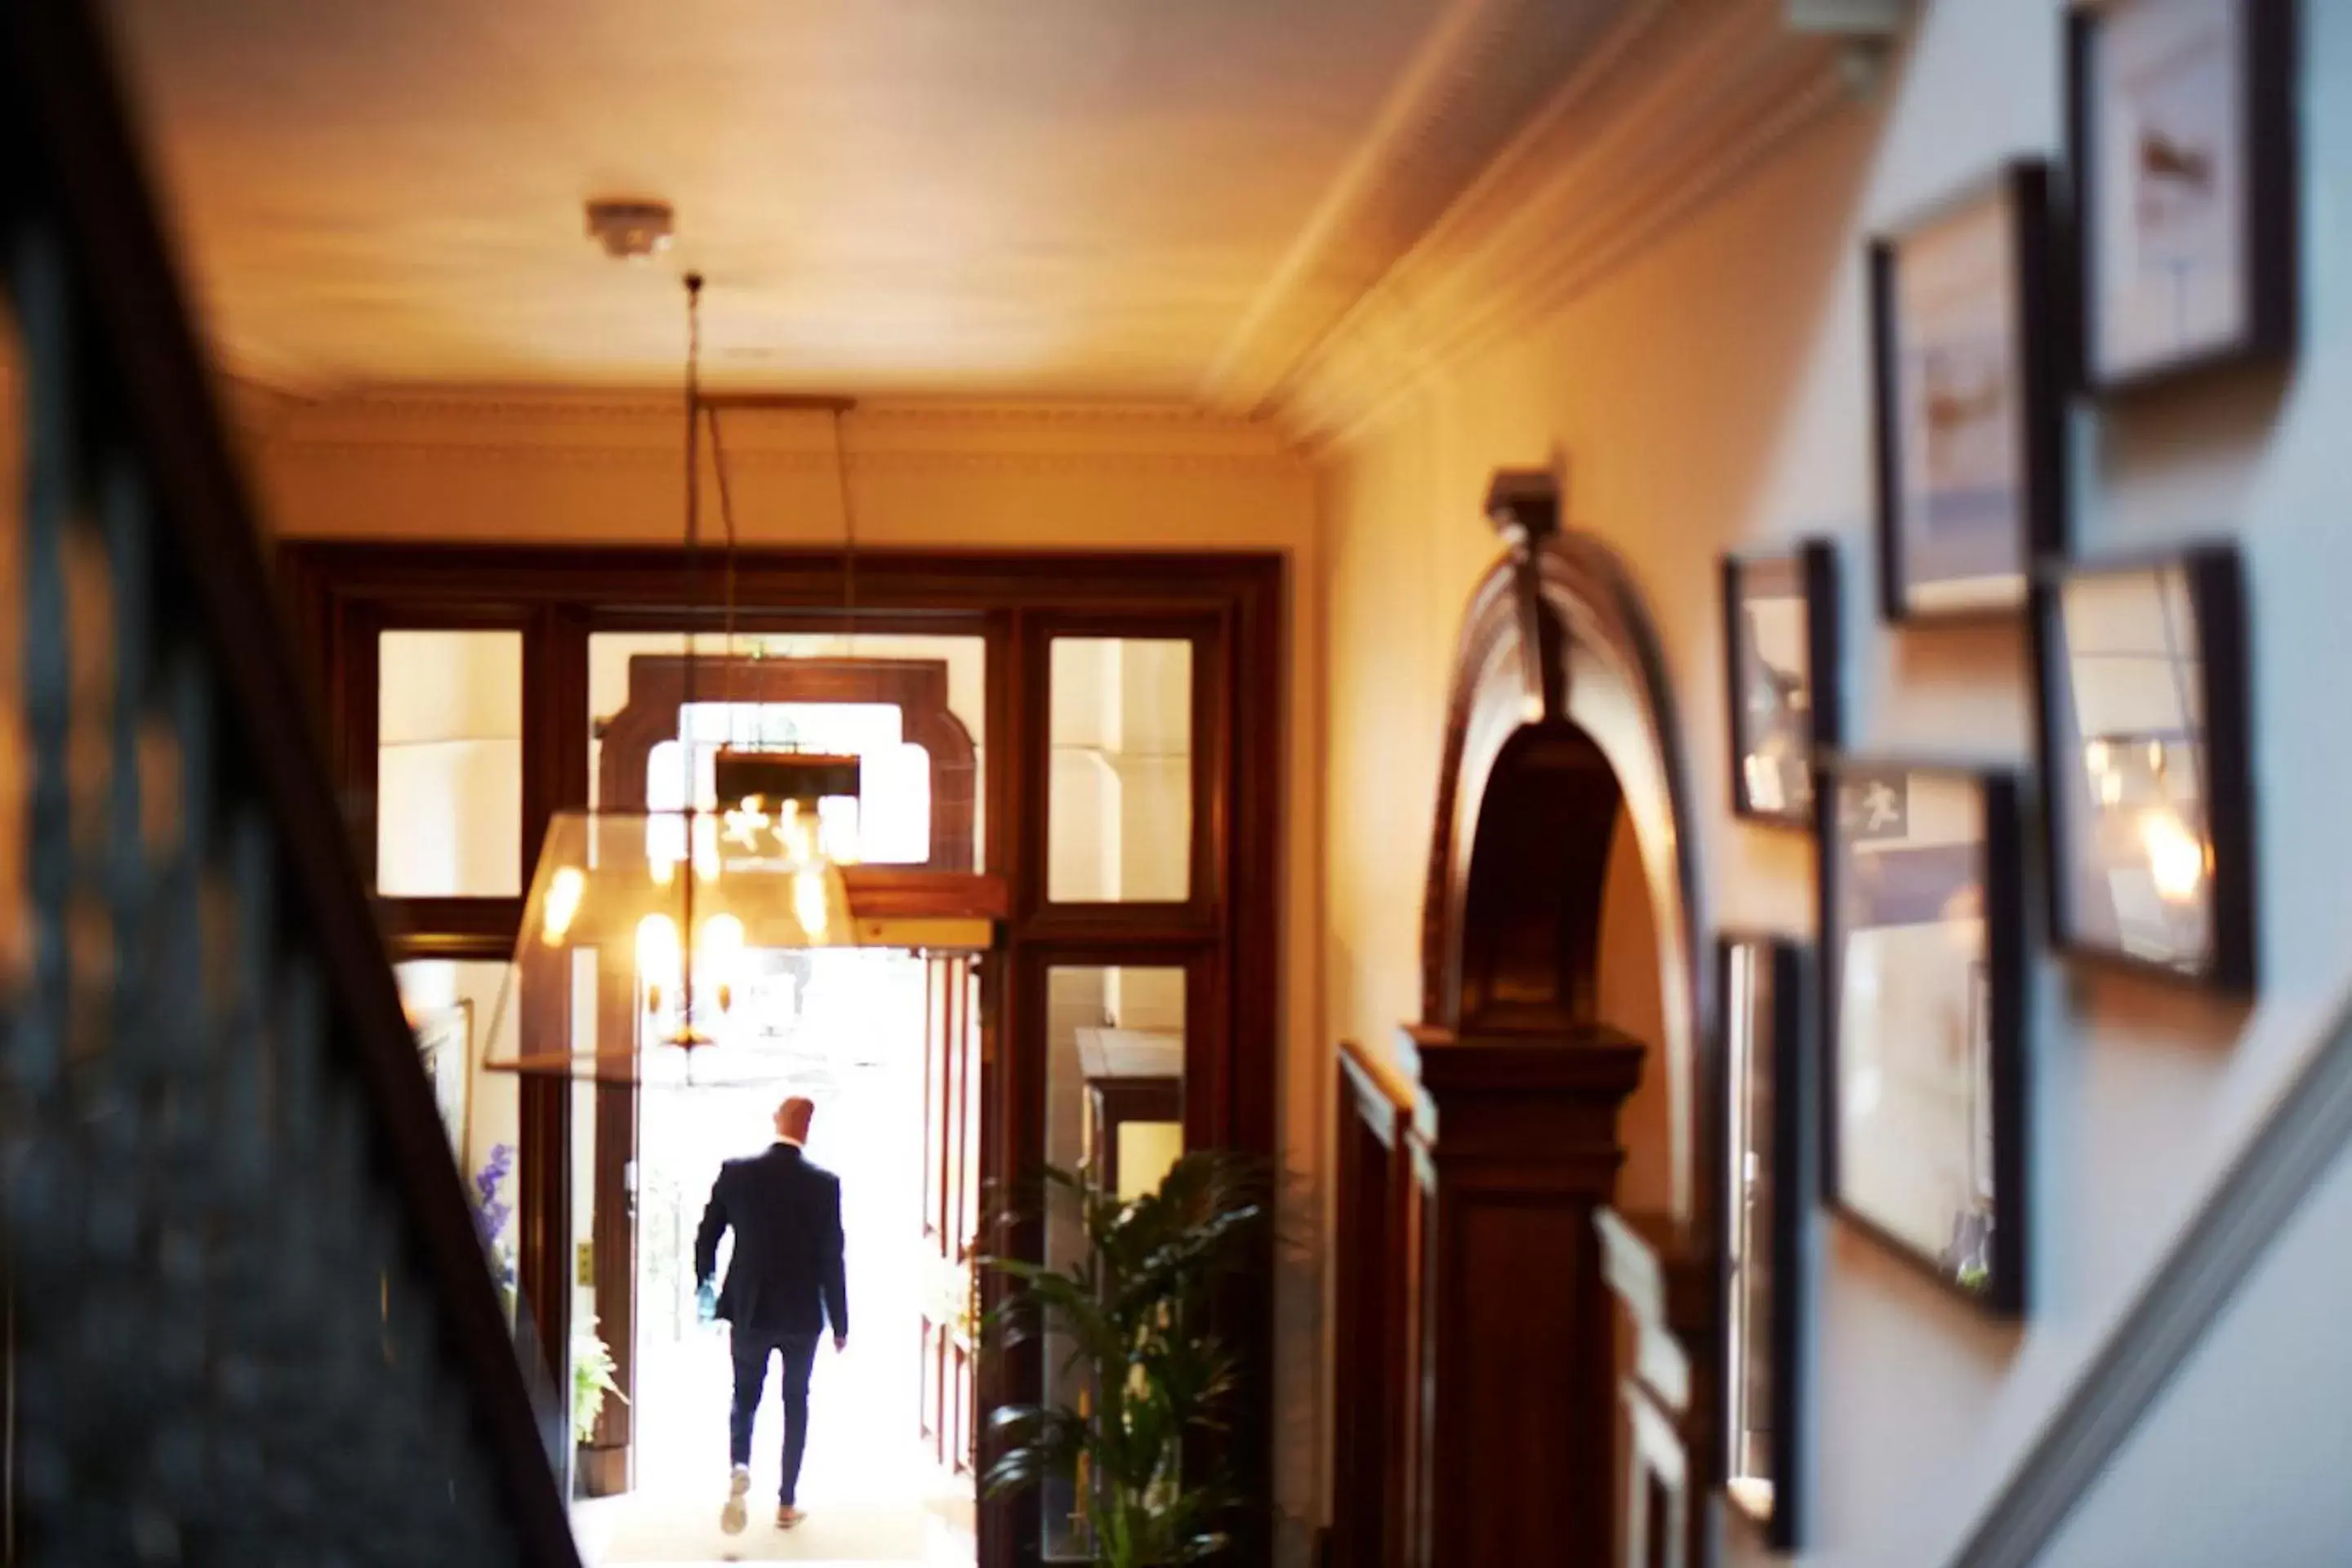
[105,0,1630,404]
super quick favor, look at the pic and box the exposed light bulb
[2139,808,2206,905]
[697,912,746,1015]
[795,868,832,938]
[541,866,586,947]
[636,913,682,1013]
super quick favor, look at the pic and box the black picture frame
[1722,541,1842,830]
[2029,543,2255,991]
[1716,933,1817,1553]
[2069,0,2297,396]
[1815,756,2028,1316]
[1869,160,2066,624]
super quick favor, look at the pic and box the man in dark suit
[695,1095,849,1535]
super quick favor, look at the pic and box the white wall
[1317,0,2352,1559]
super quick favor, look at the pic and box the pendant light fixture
[481,274,871,1087]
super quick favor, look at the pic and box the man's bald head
[774,1096,815,1144]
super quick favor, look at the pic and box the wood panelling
[1405,1027,1643,1568]
[1330,1040,1414,1568]
[1328,473,1713,1568]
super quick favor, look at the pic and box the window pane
[1041,965,1186,1559]
[377,630,523,897]
[1048,639,1192,902]
[589,631,984,872]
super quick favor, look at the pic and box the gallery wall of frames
[1711,0,2284,1549]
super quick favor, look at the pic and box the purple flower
[471,1143,516,1258]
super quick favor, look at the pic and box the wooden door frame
[279,541,1285,1563]
[577,649,985,1493]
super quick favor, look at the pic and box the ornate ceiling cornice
[1271,0,1902,452]
[248,388,1306,474]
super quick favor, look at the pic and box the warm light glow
[693,814,721,881]
[779,801,817,863]
[2139,808,2206,905]
[2084,738,2111,775]
[697,912,746,1014]
[2099,769,2124,806]
[795,867,833,938]
[636,912,682,1010]
[722,795,771,852]
[540,866,587,947]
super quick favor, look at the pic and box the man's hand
[833,1333,848,1353]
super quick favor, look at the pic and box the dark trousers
[729,1328,821,1504]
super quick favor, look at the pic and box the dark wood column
[1397,1023,1645,1568]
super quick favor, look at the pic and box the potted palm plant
[980,1150,1264,1568]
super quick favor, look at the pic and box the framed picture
[1718,934,1817,1552]
[1722,542,1841,828]
[2030,545,2253,990]
[413,1000,474,1161]
[1817,759,2026,1313]
[2069,0,2296,394]
[1870,162,2065,621]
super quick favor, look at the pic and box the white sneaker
[720,1464,751,1535]
[776,1503,806,1530]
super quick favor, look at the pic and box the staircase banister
[1946,990,2352,1567]
[3,2,581,1560]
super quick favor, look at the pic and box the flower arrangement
[572,1315,626,1446]
[472,1143,519,1323]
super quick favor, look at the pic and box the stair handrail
[1948,994,2352,1566]
[3,2,580,1560]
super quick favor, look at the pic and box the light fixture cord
[681,271,704,1043]
[832,408,857,655]
[708,404,743,750]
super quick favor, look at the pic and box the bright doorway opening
[571,947,978,1566]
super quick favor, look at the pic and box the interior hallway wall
[1316,0,2352,1559]
[237,395,1331,1557]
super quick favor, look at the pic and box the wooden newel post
[1396,1022,1645,1568]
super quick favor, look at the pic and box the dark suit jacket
[693,1143,849,1339]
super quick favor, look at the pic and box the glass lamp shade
[480,807,856,1085]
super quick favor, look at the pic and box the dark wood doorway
[280,542,1285,1568]
[576,650,988,1494]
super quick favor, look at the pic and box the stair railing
[0,3,580,1562]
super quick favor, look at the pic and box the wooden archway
[1419,470,1709,1228]
[1372,469,1714,1568]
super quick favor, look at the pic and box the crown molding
[251,387,1305,474]
[1199,0,1660,416]
[1272,0,1894,453]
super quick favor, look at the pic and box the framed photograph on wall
[2030,544,2253,990]
[1722,542,1841,829]
[2069,0,2296,394]
[1718,934,1817,1552]
[1816,759,2026,1314]
[412,1000,474,1161]
[1870,162,2065,622]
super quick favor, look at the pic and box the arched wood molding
[1419,468,1713,1234]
